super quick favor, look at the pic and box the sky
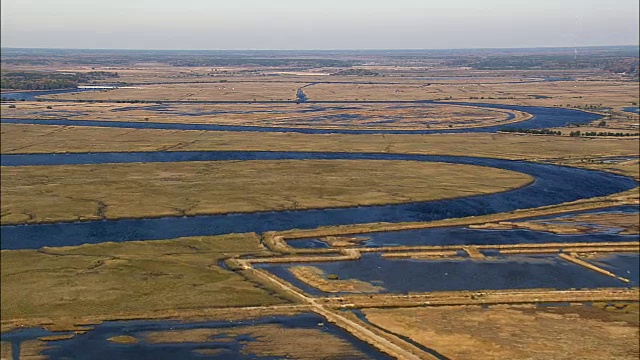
[1,0,639,50]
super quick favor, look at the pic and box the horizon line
[2,44,639,52]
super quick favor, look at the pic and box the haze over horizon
[1,0,639,50]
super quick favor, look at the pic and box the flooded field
[1,314,392,360]
[359,303,639,360]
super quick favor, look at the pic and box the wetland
[1,47,638,359]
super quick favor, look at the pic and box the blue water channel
[0,313,392,360]
[259,252,638,296]
[1,151,636,250]
[288,205,640,249]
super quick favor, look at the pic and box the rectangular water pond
[258,253,631,296]
[287,205,640,249]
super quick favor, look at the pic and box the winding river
[1,90,602,134]
[1,88,638,359]
[0,90,636,250]
[1,151,636,250]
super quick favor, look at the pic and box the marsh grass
[0,101,528,130]
[2,124,637,162]
[143,323,370,359]
[363,304,640,360]
[1,233,287,326]
[1,160,531,225]
[32,78,639,108]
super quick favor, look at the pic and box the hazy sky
[2,0,638,50]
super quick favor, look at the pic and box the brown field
[1,160,531,225]
[305,79,639,107]
[142,323,371,359]
[2,124,638,161]
[29,76,639,110]
[43,82,303,102]
[363,304,639,360]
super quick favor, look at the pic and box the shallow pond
[259,253,633,296]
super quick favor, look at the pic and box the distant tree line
[570,130,639,137]
[469,96,517,100]
[445,54,639,73]
[330,69,379,76]
[500,127,638,137]
[1,50,358,68]
[168,58,355,68]
[1,71,119,90]
[501,128,562,135]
